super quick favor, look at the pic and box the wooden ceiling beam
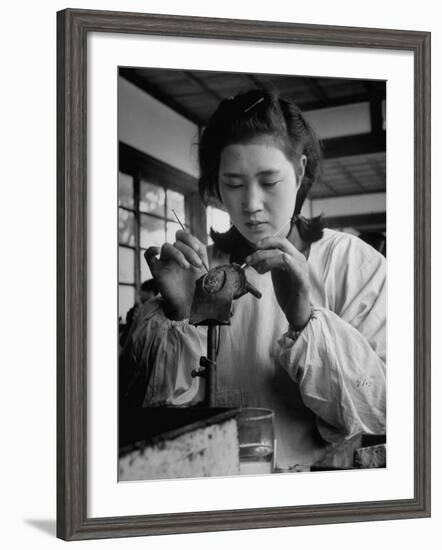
[322,133,386,159]
[299,92,383,111]
[324,212,386,231]
[120,69,387,129]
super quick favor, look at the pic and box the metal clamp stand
[189,264,262,408]
[191,324,217,407]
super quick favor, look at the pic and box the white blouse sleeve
[275,241,386,443]
[127,296,206,407]
[122,245,228,408]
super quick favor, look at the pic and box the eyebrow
[221,169,282,178]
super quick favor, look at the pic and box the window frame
[118,142,204,311]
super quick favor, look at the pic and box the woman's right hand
[145,230,208,321]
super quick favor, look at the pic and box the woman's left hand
[245,237,312,329]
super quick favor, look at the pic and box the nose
[241,182,263,214]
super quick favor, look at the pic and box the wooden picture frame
[57,8,431,541]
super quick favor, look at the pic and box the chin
[245,235,261,245]
[239,226,272,245]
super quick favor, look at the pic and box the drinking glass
[236,408,275,475]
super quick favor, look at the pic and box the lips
[245,220,267,226]
[244,220,269,232]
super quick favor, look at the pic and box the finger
[175,230,208,263]
[145,246,160,259]
[173,240,204,268]
[245,249,280,266]
[251,253,288,274]
[255,236,305,260]
[144,246,161,274]
[253,252,306,276]
[159,242,191,269]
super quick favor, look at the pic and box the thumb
[144,247,160,276]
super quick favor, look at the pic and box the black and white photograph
[117,67,387,481]
[1,0,437,545]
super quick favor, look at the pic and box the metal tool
[171,209,210,273]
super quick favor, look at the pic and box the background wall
[119,77,200,176]
[0,0,439,548]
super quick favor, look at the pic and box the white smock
[129,228,386,468]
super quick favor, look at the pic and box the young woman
[123,89,386,469]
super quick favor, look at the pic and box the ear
[295,155,307,189]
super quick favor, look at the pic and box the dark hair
[198,89,324,255]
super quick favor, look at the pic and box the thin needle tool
[171,209,210,273]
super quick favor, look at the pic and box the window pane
[118,172,134,209]
[140,214,166,249]
[119,285,135,322]
[119,246,135,283]
[167,189,185,220]
[140,249,152,282]
[166,221,181,243]
[140,180,165,216]
[118,208,135,246]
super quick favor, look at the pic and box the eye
[261,180,280,188]
[223,181,243,189]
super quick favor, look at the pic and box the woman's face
[218,136,306,244]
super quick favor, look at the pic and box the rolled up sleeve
[123,297,206,407]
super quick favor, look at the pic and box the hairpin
[244,97,264,113]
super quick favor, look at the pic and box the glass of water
[237,408,275,475]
